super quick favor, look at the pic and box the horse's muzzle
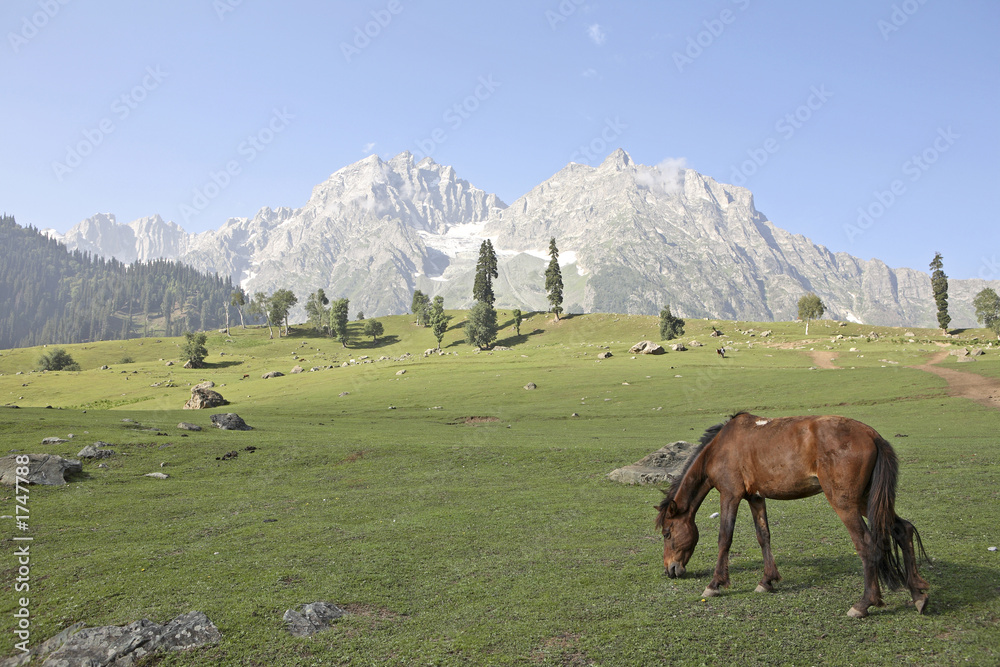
[665,562,685,578]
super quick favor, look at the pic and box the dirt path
[808,350,839,369]
[912,349,1000,410]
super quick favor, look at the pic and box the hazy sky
[2,1,997,279]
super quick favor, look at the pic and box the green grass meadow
[1,313,998,665]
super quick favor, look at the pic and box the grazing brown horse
[656,412,929,618]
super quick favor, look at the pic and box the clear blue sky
[2,1,997,279]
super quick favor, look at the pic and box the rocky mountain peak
[46,150,997,327]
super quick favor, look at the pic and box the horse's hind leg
[892,517,930,613]
[747,495,782,593]
[833,508,884,618]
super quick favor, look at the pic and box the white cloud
[636,157,688,194]
[362,141,376,154]
[581,68,600,79]
[587,23,606,46]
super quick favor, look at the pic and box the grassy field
[1,313,998,665]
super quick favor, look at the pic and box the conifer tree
[464,301,498,349]
[473,239,498,306]
[545,237,564,320]
[930,252,950,331]
[659,305,685,340]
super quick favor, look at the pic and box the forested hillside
[0,215,235,349]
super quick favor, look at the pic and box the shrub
[37,348,81,371]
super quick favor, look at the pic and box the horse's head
[656,499,699,578]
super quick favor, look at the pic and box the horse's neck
[675,453,713,516]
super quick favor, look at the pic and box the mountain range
[45,150,997,328]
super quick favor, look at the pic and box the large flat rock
[607,440,699,485]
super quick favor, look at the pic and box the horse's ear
[666,500,678,517]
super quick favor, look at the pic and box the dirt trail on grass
[912,348,1000,410]
[808,350,839,369]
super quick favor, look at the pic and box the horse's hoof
[702,587,720,598]
[915,596,929,614]
[754,584,771,594]
[847,606,868,619]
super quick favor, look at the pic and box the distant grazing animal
[241,374,250,380]
[716,348,726,358]
[656,412,929,618]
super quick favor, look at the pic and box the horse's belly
[756,475,823,500]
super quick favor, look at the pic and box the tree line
[246,237,571,351]
[0,215,234,349]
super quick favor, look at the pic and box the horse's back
[710,413,881,500]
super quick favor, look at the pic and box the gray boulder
[210,413,252,431]
[184,387,227,410]
[629,341,666,355]
[41,437,67,445]
[177,422,202,431]
[607,441,699,485]
[0,453,82,486]
[290,365,304,374]
[78,442,115,459]
[524,382,537,390]
[261,371,284,379]
[597,351,613,359]
[282,602,347,637]
[6,611,220,666]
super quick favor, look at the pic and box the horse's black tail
[868,436,907,590]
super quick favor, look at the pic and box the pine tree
[473,240,498,306]
[930,252,950,331]
[659,305,685,340]
[464,301,498,349]
[512,308,522,336]
[545,237,564,320]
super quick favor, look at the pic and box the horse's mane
[655,412,748,528]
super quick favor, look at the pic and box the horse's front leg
[747,495,782,593]
[703,494,741,597]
